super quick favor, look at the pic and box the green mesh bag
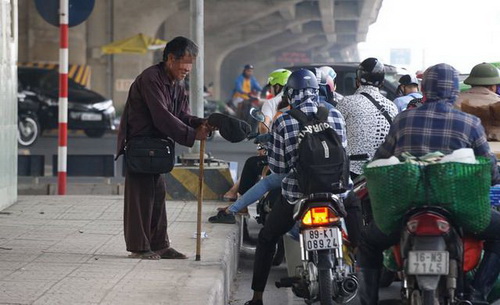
[364,157,492,235]
[425,157,492,234]
[363,162,423,234]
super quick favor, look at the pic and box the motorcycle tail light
[301,207,339,226]
[406,212,450,235]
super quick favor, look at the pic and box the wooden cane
[195,139,206,261]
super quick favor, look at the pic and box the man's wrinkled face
[167,54,195,81]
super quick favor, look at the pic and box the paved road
[228,208,402,305]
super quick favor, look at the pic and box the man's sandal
[155,247,188,259]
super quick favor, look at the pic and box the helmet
[464,63,500,86]
[286,69,319,90]
[244,64,254,70]
[320,66,337,81]
[320,66,337,90]
[357,57,385,87]
[268,69,292,87]
[399,74,419,86]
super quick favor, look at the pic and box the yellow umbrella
[101,33,167,55]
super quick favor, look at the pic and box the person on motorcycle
[357,63,500,305]
[393,74,423,112]
[208,69,292,224]
[456,62,500,141]
[336,57,398,179]
[260,69,291,133]
[317,66,344,108]
[244,69,347,305]
[232,64,262,107]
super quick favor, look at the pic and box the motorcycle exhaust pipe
[340,276,359,296]
[455,301,472,305]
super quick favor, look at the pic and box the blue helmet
[286,69,319,90]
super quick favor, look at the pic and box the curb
[180,223,241,305]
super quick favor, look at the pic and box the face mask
[496,85,500,95]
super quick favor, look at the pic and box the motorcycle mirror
[249,107,265,123]
[249,107,271,131]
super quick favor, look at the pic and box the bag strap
[288,105,329,125]
[315,106,329,122]
[288,108,309,125]
[360,92,393,125]
[123,101,130,143]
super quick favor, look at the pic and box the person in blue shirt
[232,64,262,106]
[393,74,423,112]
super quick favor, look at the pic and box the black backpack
[288,107,350,195]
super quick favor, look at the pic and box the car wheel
[84,129,106,138]
[18,115,40,147]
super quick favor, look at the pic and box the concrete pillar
[86,0,113,97]
[18,1,86,64]
[0,0,18,210]
[189,0,204,153]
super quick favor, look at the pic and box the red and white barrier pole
[58,0,69,195]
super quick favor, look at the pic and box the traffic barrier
[52,154,115,177]
[120,158,234,200]
[163,165,233,200]
[18,155,45,177]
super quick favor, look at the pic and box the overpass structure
[18,0,383,110]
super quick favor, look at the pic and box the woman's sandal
[155,247,188,259]
[128,250,161,260]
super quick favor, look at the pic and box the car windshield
[39,71,85,92]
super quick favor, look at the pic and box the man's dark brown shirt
[116,62,203,156]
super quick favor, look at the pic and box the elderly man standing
[357,63,500,305]
[116,37,210,260]
[456,62,500,140]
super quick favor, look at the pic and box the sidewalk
[0,196,241,305]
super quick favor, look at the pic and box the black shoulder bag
[360,92,393,125]
[123,102,175,174]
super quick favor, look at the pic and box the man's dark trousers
[124,170,170,252]
[252,197,295,292]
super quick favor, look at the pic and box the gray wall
[0,0,18,210]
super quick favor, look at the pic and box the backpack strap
[360,92,393,125]
[288,108,310,125]
[288,106,329,125]
[315,106,329,122]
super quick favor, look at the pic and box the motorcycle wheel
[318,269,334,305]
[421,290,435,305]
[18,116,40,147]
[410,290,422,305]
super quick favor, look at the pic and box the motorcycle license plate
[407,251,449,275]
[81,113,102,121]
[303,227,339,251]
